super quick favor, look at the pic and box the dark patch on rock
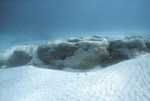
[107,37,148,66]
[6,50,32,67]
[0,45,35,68]
[37,42,78,64]
[145,39,150,51]
[0,59,5,67]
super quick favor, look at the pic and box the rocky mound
[0,45,36,68]
[37,36,109,69]
[105,37,150,66]
[0,36,150,69]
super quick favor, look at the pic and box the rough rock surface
[0,36,150,69]
[0,45,35,68]
[0,59,5,67]
[105,37,149,65]
[145,39,150,51]
[37,36,109,69]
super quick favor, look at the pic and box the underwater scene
[0,0,150,101]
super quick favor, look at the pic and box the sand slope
[0,53,150,101]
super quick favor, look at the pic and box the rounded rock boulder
[37,36,109,69]
[0,45,35,68]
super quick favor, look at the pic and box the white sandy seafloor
[0,53,150,101]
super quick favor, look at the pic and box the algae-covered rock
[37,36,109,69]
[0,45,35,68]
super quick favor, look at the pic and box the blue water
[0,0,150,49]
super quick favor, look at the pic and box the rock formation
[37,36,109,69]
[0,36,150,69]
[0,45,35,68]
